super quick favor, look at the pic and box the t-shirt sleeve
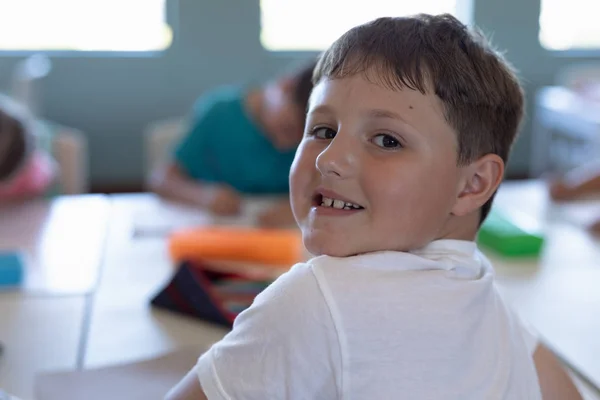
[195,263,342,400]
[173,94,221,178]
[520,317,540,355]
[510,308,539,356]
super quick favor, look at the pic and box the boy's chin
[303,235,362,258]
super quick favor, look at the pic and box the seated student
[166,14,582,400]
[149,62,316,227]
[0,94,57,203]
[550,162,600,234]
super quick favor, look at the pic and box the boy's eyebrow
[307,105,335,117]
[367,108,425,137]
[308,105,420,134]
[308,106,405,121]
[366,108,404,121]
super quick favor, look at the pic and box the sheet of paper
[35,347,202,400]
[553,200,600,229]
[132,202,213,238]
[131,197,283,238]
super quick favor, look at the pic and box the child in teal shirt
[150,62,316,226]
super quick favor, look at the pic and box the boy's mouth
[313,192,364,211]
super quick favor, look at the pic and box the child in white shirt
[168,13,582,399]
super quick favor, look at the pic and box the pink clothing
[0,151,56,200]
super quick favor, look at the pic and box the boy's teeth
[320,196,362,210]
[333,200,345,209]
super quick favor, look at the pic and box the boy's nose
[315,133,358,179]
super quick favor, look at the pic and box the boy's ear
[452,154,505,217]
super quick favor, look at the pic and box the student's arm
[533,344,583,400]
[148,94,242,216]
[164,369,207,400]
[550,162,600,201]
[148,163,241,216]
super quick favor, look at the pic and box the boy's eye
[311,127,337,140]
[372,134,402,149]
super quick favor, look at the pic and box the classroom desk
[491,181,600,392]
[0,195,110,398]
[0,293,86,399]
[82,182,600,398]
[4,184,599,398]
[0,195,110,295]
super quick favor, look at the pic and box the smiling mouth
[313,194,364,210]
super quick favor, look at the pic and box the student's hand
[589,219,600,236]
[257,200,295,227]
[200,185,242,216]
[549,180,578,201]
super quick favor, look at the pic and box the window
[260,0,458,51]
[0,0,172,52]
[540,0,600,51]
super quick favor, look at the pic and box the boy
[149,62,316,227]
[167,14,582,399]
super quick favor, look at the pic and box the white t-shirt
[195,239,542,399]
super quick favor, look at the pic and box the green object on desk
[478,209,544,257]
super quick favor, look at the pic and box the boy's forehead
[310,76,442,118]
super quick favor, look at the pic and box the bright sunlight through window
[0,0,172,52]
[540,0,600,50]
[260,0,458,51]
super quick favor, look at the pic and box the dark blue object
[151,261,271,328]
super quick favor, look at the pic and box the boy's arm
[148,163,241,216]
[533,344,583,400]
[165,369,207,400]
[148,91,241,216]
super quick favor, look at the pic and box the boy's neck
[437,213,480,243]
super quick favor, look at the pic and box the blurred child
[550,162,600,234]
[167,14,581,400]
[0,94,57,203]
[149,62,316,227]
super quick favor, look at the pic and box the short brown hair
[313,14,524,223]
[0,96,32,182]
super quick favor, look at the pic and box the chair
[51,124,89,194]
[143,117,185,184]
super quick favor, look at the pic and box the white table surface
[0,195,110,399]
[0,293,86,399]
[0,195,111,295]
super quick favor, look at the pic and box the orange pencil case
[168,226,304,267]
